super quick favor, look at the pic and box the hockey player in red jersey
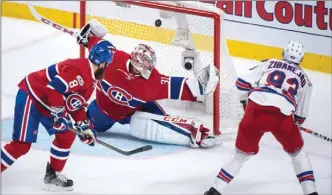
[1,43,113,191]
[204,41,318,195]
[77,19,222,148]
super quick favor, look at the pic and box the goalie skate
[200,135,223,148]
[43,162,73,191]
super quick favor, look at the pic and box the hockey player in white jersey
[204,41,318,195]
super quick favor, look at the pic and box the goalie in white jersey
[205,41,318,195]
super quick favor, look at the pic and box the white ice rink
[1,17,331,194]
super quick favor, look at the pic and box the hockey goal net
[80,1,243,135]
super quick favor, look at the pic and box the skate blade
[42,183,73,192]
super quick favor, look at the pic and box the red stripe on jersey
[236,80,251,89]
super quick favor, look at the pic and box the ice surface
[1,17,331,194]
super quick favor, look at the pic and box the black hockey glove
[77,24,92,48]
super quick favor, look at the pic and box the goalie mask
[130,44,157,80]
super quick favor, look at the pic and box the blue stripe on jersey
[237,78,250,86]
[50,147,70,158]
[236,85,250,91]
[48,76,68,94]
[236,78,251,91]
[1,150,15,166]
[100,80,109,93]
[152,120,191,138]
[47,64,58,80]
[170,77,185,99]
[250,86,296,107]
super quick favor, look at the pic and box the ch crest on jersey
[65,93,87,112]
[107,86,133,106]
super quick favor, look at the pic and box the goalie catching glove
[77,19,108,47]
[74,120,97,146]
[186,63,220,97]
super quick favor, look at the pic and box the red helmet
[130,44,157,79]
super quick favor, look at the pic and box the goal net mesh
[83,1,243,134]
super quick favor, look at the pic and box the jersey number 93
[266,70,299,96]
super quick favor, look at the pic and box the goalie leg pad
[129,112,192,146]
[129,112,221,148]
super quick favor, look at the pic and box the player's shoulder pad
[65,93,88,112]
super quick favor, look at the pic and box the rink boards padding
[1,1,331,74]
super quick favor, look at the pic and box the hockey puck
[155,19,162,27]
[184,62,193,70]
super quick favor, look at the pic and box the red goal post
[79,1,243,135]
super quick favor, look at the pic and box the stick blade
[127,145,153,156]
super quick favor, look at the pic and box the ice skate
[43,162,73,191]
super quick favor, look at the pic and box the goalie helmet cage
[79,1,243,135]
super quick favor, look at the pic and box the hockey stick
[300,127,332,143]
[69,128,153,156]
[27,2,78,38]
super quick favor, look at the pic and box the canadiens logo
[117,69,134,80]
[107,86,133,106]
[66,93,87,112]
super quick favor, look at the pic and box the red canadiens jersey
[88,37,197,120]
[18,58,96,121]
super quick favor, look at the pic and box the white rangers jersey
[235,58,313,124]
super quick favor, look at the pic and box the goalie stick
[300,127,332,143]
[27,2,78,38]
[69,128,153,156]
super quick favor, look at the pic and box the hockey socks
[1,140,31,172]
[213,149,250,193]
[49,131,76,172]
[291,150,317,194]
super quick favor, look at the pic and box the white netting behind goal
[83,1,243,134]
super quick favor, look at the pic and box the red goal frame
[79,0,221,135]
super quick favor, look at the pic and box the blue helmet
[88,41,114,67]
